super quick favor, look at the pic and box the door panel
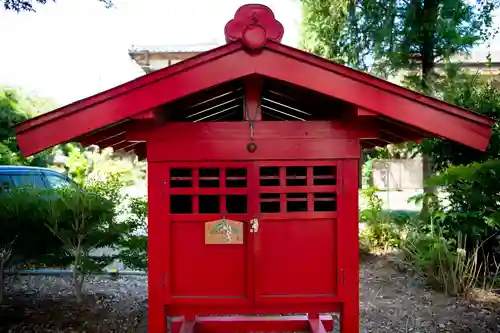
[170,220,248,298]
[258,218,336,297]
[164,162,257,305]
[255,161,339,303]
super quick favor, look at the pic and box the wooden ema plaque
[204,218,244,245]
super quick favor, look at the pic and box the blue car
[0,166,74,193]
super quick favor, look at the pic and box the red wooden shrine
[15,4,493,333]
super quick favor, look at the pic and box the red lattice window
[259,165,337,214]
[169,166,249,215]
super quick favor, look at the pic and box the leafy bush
[89,174,148,272]
[0,173,148,303]
[400,226,486,295]
[117,196,148,271]
[45,181,127,302]
[388,210,419,226]
[359,186,383,222]
[0,187,69,303]
[396,159,500,295]
[421,66,500,172]
[422,160,500,243]
[359,187,404,251]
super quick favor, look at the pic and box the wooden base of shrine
[170,314,334,333]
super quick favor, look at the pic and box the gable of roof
[15,4,494,157]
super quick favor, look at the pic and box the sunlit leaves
[2,0,114,12]
[300,0,500,77]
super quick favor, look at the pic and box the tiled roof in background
[444,48,500,64]
[129,43,222,53]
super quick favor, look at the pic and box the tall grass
[359,187,500,295]
[400,226,500,295]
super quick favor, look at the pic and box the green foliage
[301,0,359,66]
[301,0,500,293]
[388,210,419,226]
[45,180,127,302]
[0,187,69,268]
[0,86,148,301]
[2,0,114,12]
[359,186,383,221]
[400,226,484,295]
[0,89,34,142]
[0,172,147,301]
[59,144,146,189]
[360,187,404,251]
[419,66,500,171]
[300,0,500,165]
[0,87,55,167]
[357,179,497,295]
[0,141,20,165]
[117,196,148,271]
[300,0,499,76]
[361,159,373,188]
[422,160,500,241]
[64,144,89,185]
[396,159,500,294]
[0,187,69,303]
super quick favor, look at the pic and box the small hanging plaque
[205,219,244,245]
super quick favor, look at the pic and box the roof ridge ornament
[224,4,284,51]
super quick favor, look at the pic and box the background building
[129,43,220,73]
[436,48,500,88]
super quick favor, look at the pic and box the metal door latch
[250,217,259,233]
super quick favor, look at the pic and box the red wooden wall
[140,121,361,332]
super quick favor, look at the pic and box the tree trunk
[419,0,438,218]
[0,247,13,305]
[72,242,84,303]
[421,154,434,218]
[0,260,4,304]
[73,266,83,303]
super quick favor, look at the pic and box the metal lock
[250,217,259,233]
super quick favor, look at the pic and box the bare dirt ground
[1,255,499,332]
[359,254,500,332]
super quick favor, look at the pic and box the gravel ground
[1,255,500,332]
[360,255,500,332]
[1,275,148,333]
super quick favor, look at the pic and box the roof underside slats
[167,81,244,122]
[71,77,437,155]
[165,78,347,123]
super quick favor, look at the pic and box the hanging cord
[248,101,260,141]
[244,90,260,152]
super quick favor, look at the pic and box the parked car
[0,166,74,193]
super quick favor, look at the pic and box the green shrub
[406,160,500,291]
[91,174,148,272]
[359,186,383,222]
[423,160,500,243]
[400,226,484,295]
[400,160,500,295]
[116,195,148,272]
[0,187,69,303]
[359,187,404,251]
[388,210,419,226]
[45,182,127,302]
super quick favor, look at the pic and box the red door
[164,161,257,306]
[163,160,339,306]
[254,161,339,304]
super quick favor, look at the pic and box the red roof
[15,4,494,157]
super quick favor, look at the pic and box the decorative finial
[224,4,284,51]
